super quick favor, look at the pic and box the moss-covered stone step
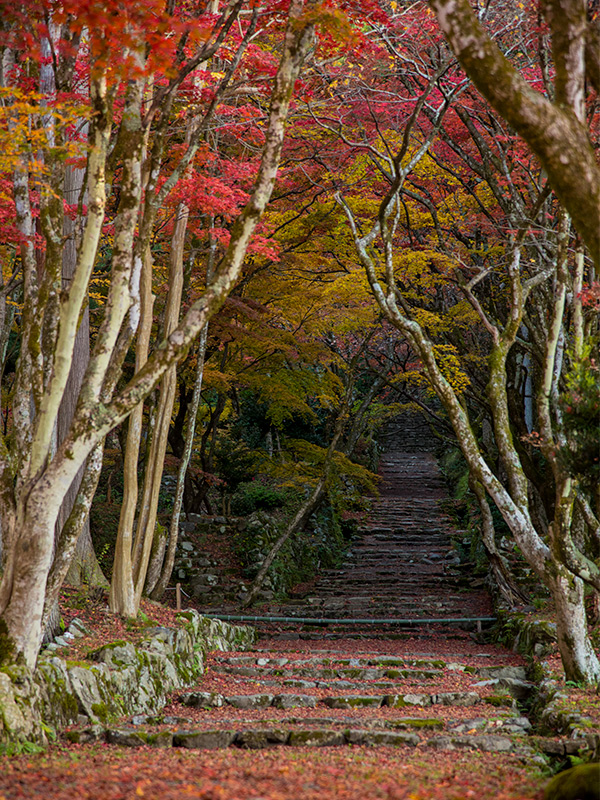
[322,695,384,709]
[180,690,486,710]
[216,665,444,681]
[69,724,546,754]
[217,655,450,669]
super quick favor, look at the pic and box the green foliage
[230,481,288,516]
[559,344,600,486]
[214,436,260,492]
[0,740,45,756]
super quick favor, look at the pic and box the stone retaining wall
[0,610,256,748]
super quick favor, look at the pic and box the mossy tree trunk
[0,4,317,668]
[340,194,600,685]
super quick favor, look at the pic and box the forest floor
[1,585,598,799]
[2,447,598,799]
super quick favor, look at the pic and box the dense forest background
[0,0,598,683]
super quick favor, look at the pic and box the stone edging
[0,610,256,747]
[492,609,599,762]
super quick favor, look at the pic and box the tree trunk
[0,3,316,669]
[549,566,600,683]
[470,476,529,607]
[110,245,155,617]
[59,166,106,589]
[150,325,209,600]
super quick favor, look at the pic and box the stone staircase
[62,426,598,783]
[86,638,593,766]
[241,448,492,628]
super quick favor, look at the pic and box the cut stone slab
[427,734,514,753]
[288,729,345,747]
[434,692,480,706]
[390,718,445,731]
[225,694,274,709]
[384,693,432,708]
[272,694,317,709]
[478,666,528,681]
[235,729,289,748]
[322,696,384,709]
[106,729,172,748]
[180,691,224,708]
[345,729,420,747]
[173,730,236,749]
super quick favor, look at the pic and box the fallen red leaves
[0,746,544,800]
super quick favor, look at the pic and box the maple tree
[0,0,318,667]
[307,2,600,682]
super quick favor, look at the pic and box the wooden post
[176,583,182,611]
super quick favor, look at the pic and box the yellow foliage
[432,343,470,394]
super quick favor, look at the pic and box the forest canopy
[0,0,598,685]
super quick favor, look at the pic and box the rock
[428,734,514,753]
[323,696,383,709]
[390,718,445,730]
[106,728,173,748]
[449,718,489,734]
[235,729,289,748]
[496,677,535,701]
[225,694,274,709]
[434,692,480,706]
[69,618,90,635]
[272,695,317,709]
[67,666,104,720]
[181,540,195,550]
[500,716,532,733]
[180,692,224,708]
[131,715,151,726]
[478,665,528,681]
[283,679,317,689]
[288,729,345,747]
[91,641,139,669]
[64,724,105,744]
[544,763,600,800]
[346,730,420,747]
[384,694,432,708]
[173,730,235,749]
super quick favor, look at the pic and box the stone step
[72,724,557,755]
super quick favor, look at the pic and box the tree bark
[0,4,317,668]
[149,325,209,601]
[428,0,600,265]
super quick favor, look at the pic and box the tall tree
[0,0,317,668]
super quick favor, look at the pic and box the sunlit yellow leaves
[432,343,470,394]
[0,87,90,179]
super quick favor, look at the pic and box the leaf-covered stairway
[270,448,493,626]
[200,433,494,633]
[54,434,597,797]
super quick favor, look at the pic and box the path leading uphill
[271,448,492,626]
[11,440,591,800]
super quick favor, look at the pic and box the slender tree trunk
[130,195,188,609]
[110,245,155,617]
[59,166,106,588]
[149,325,209,600]
[471,476,529,607]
